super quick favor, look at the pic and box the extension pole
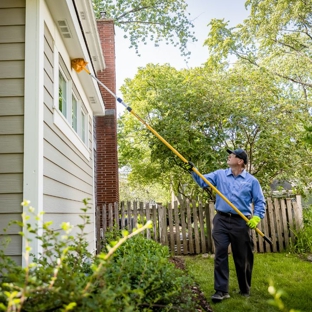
[71,59,272,246]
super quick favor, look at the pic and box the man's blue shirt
[191,168,266,218]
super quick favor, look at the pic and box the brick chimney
[96,19,119,208]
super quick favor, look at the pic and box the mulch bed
[169,257,213,312]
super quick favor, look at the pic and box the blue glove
[247,216,261,229]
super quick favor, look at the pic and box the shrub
[289,206,312,254]
[0,200,198,311]
[107,235,197,311]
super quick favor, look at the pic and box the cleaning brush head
[71,58,88,73]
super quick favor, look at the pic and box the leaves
[92,0,197,58]
[118,62,312,196]
[204,0,312,90]
[113,0,312,199]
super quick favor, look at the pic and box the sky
[114,0,250,115]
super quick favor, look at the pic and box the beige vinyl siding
[0,0,25,9]
[0,79,24,96]
[42,23,95,247]
[0,0,25,264]
[0,194,22,213]
[0,26,25,43]
[1,235,22,257]
[0,96,24,115]
[0,116,24,134]
[0,214,23,234]
[0,61,25,78]
[0,43,25,60]
[0,134,23,153]
[42,213,94,240]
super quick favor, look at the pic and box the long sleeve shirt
[191,168,266,219]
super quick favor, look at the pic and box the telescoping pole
[71,58,272,246]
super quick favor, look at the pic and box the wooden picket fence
[96,195,303,255]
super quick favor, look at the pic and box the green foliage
[119,168,170,203]
[0,201,198,311]
[288,206,312,254]
[205,0,312,88]
[102,225,123,250]
[303,124,312,146]
[107,235,197,310]
[118,63,312,196]
[92,0,196,58]
[204,0,312,148]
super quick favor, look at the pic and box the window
[72,94,78,131]
[59,70,67,117]
[54,54,90,157]
[81,107,87,144]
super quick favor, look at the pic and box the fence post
[158,204,167,245]
[108,203,113,229]
[145,202,151,239]
[186,198,194,254]
[208,201,215,253]
[167,202,175,253]
[114,202,119,230]
[295,195,303,230]
[102,203,107,233]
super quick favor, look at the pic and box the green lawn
[184,253,312,312]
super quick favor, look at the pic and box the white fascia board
[45,0,105,115]
[23,0,45,265]
[74,0,106,72]
[65,0,105,115]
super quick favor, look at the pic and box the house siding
[0,0,25,265]
[42,22,95,244]
[0,0,107,262]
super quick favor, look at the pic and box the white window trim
[72,92,78,131]
[80,105,88,145]
[59,68,69,118]
[53,51,90,160]
[53,107,90,160]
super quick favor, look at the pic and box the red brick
[96,20,119,209]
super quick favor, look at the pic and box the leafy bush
[0,200,198,311]
[107,235,197,311]
[289,206,312,254]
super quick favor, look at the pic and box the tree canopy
[92,0,196,57]
[118,62,312,197]
[204,0,312,88]
[204,0,312,144]
[113,0,312,201]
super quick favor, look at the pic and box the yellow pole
[71,59,272,245]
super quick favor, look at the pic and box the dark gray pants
[212,213,254,294]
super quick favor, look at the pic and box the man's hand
[185,161,195,173]
[247,216,261,229]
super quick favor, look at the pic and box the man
[190,148,266,302]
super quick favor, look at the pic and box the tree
[118,63,312,197]
[92,0,197,58]
[303,126,312,146]
[204,0,312,88]
[119,167,170,203]
[204,0,312,145]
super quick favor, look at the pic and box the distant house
[0,0,119,265]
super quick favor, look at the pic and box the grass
[184,252,312,312]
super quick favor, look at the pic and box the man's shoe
[211,291,230,302]
[239,291,250,297]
